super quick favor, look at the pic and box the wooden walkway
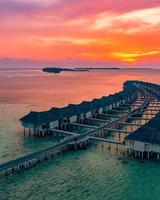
[90,136,123,145]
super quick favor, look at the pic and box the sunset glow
[1,0,160,67]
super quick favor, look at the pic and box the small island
[42,67,89,74]
[42,67,120,74]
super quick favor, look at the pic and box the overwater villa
[125,112,160,159]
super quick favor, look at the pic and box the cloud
[92,7,160,33]
[112,51,160,62]
[0,0,160,66]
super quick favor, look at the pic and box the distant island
[76,67,120,70]
[42,67,90,74]
[42,67,120,74]
[42,67,156,74]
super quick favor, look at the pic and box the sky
[0,0,160,68]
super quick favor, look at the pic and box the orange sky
[0,0,160,67]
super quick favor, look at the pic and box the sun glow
[112,51,160,62]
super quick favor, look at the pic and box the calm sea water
[0,68,160,200]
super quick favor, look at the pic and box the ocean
[0,68,160,200]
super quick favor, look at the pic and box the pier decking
[90,136,123,145]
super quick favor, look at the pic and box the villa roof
[21,111,57,124]
[125,112,160,144]
[78,101,93,113]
